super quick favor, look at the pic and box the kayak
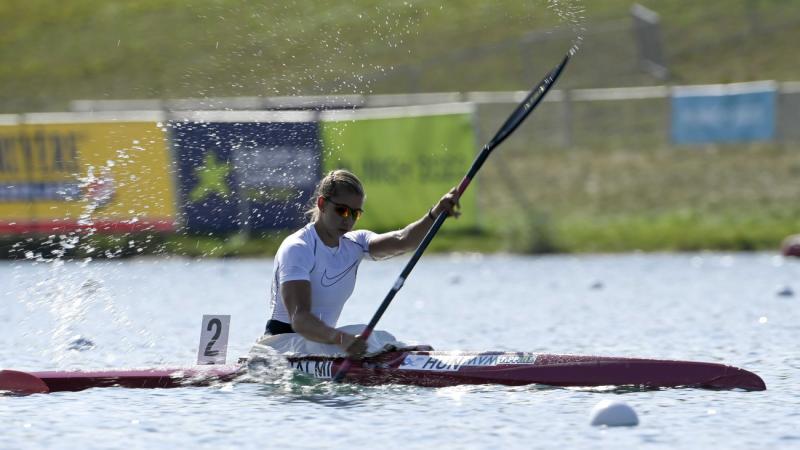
[0,350,766,395]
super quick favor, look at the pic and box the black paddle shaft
[333,51,571,381]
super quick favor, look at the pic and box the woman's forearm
[396,213,436,252]
[291,312,345,345]
[368,188,461,260]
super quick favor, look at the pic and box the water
[2,253,799,449]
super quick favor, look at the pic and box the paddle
[333,50,573,382]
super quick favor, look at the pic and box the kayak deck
[1,351,766,395]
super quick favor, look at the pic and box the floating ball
[590,400,639,427]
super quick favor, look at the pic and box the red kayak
[0,350,766,395]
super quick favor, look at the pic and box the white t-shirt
[269,223,376,327]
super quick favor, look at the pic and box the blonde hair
[306,169,365,222]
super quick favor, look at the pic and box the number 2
[204,318,222,357]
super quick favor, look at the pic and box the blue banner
[671,82,777,145]
[172,119,321,233]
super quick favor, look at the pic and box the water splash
[13,146,159,368]
[547,0,586,55]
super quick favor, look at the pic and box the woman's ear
[317,196,325,210]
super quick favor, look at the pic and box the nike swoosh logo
[321,261,358,287]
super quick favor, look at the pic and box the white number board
[197,315,231,365]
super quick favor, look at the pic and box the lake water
[1,252,798,449]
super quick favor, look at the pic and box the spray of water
[547,0,586,55]
[14,144,159,368]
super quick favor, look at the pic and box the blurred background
[1,0,799,257]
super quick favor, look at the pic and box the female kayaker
[265,169,460,358]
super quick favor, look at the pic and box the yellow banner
[0,121,176,234]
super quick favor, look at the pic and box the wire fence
[475,84,799,158]
[69,82,800,152]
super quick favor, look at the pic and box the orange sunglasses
[324,197,364,221]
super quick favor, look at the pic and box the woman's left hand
[339,332,368,359]
[432,187,461,219]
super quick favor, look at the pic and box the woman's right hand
[338,332,368,359]
[432,187,461,219]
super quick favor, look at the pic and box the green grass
[2,1,800,255]
[2,1,800,112]
[478,140,800,253]
[0,228,504,259]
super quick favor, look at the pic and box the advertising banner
[171,112,321,234]
[671,81,777,145]
[0,116,176,234]
[320,104,477,231]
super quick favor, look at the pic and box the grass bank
[2,1,800,112]
[0,228,505,260]
[480,142,800,253]
[2,1,799,256]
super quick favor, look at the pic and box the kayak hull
[1,351,766,395]
[288,351,766,391]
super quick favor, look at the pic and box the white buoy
[590,400,639,427]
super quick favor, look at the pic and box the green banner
[321,111,477,231]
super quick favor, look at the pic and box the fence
[57,80,800,246]
[71,81,800,152]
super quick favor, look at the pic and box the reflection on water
[566,385,670,394]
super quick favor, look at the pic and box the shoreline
[1,226,795,260]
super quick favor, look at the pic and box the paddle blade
[0,370,50,395]
[332,359,353,383]
[486,52,571,152]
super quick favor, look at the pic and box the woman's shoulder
[278,225,316,253]
[343,228,377,250]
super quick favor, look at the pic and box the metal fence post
[631,3,669,80]
[561,89,573,148]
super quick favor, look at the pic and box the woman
[265,169,460,358]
